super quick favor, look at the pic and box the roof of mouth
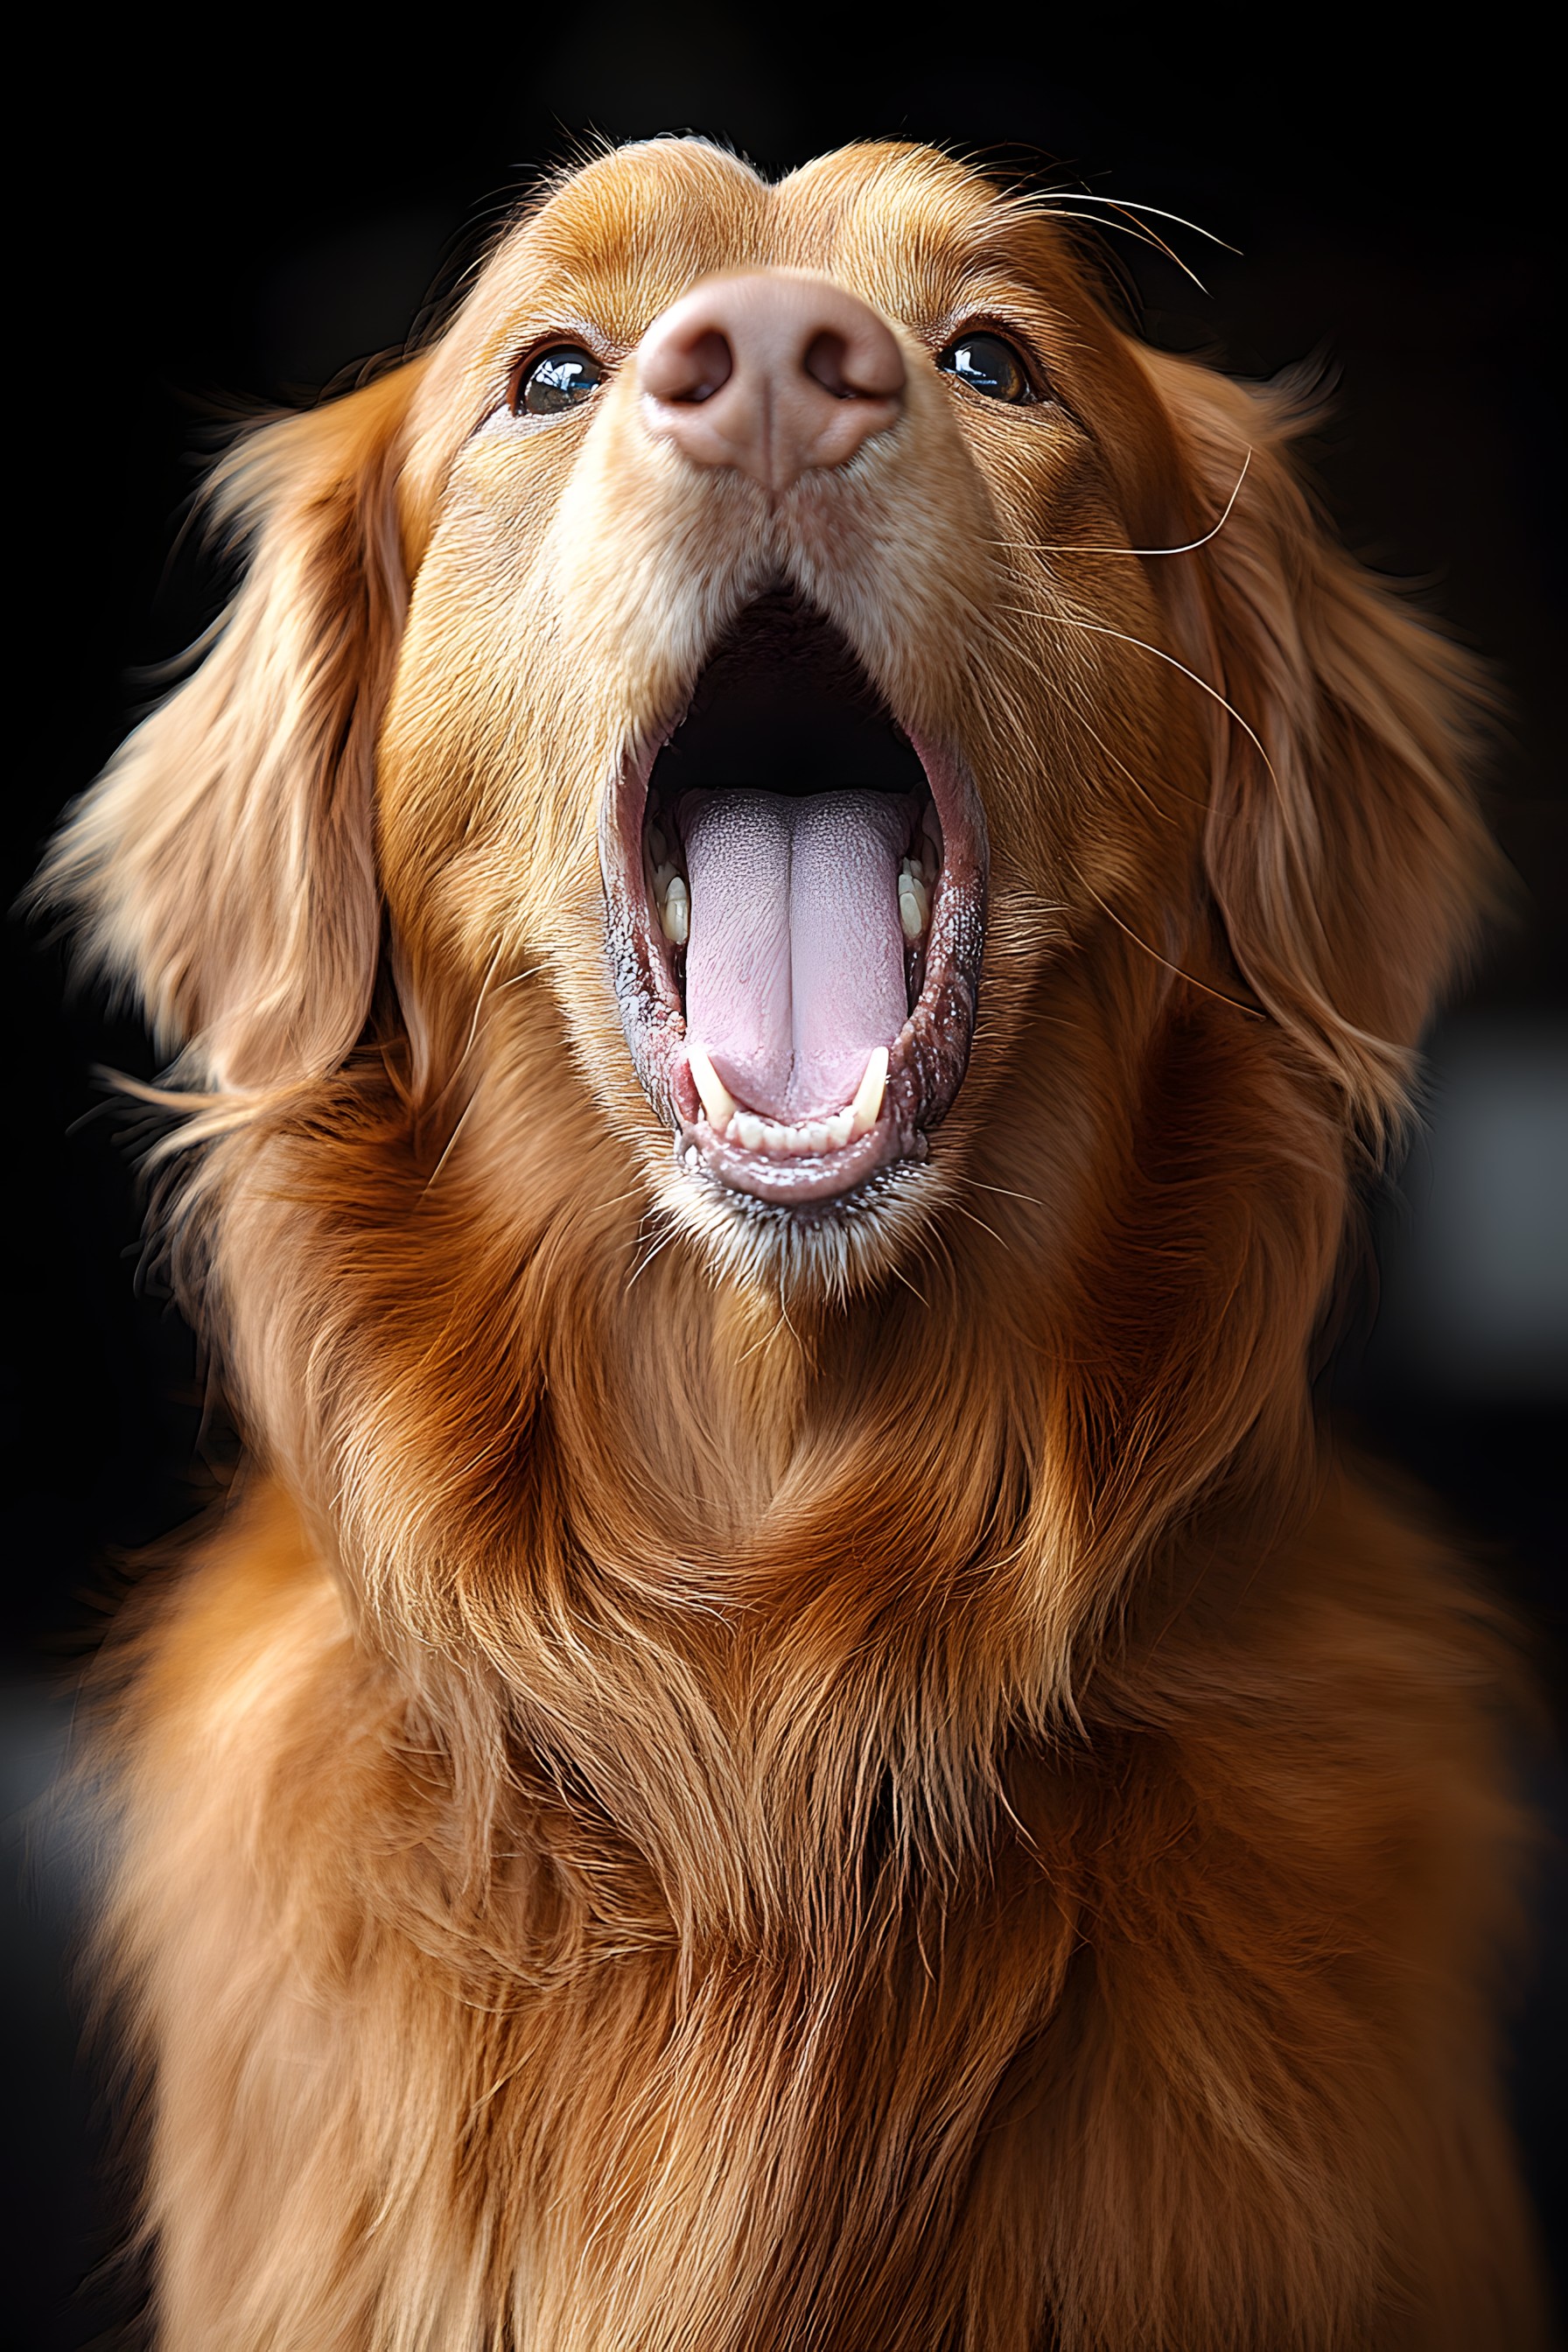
[654,594,925,801]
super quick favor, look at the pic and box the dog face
[373,139,1204,1295]
[48,138,1492,1322]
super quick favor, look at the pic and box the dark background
[5,22,1564,2343]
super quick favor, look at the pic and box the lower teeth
[687,1044,888,1156]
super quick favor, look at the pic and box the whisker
[948,1200,1012,1253]
[626,1220,681,1291]
[735,1318,781,1368]
[452,942,508,1063]
[1081,884,1262,1018]
[1003,604,1283,805]
[890,1263,933,1311]
[1046,207,1211,292]
[996,450,1252,560]
[1034,187,1238,253]
[423,1091,480,1194]
[1068,701,1194,824]
[1055,201,1209,294]
[428,945,537,1126]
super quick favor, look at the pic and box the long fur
[41,138,1547,2348]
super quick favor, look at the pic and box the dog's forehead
[465,138,1063,348]
[772,142,1035,306]
[521,138,772,321]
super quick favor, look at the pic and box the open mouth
[601,596,987,1210]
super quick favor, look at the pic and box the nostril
[642,323,734,407]
[675,328,733,405]
[804,320,906,403]
[803,330,853,399]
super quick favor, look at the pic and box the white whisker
[1004,603,1283,804]
[997,450,1252,559]
[948,1200,1011,1254]
[423,1091,480,1194]
[625,1220,681,1291]
[1081,884,1263,1018]
[1035,187,1238,252]
[970,1180,1045,1208]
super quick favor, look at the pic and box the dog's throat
[679,788,917,1122]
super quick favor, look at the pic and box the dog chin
[651,1136,951,1306]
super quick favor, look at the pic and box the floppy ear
[1146,352,1503,1147]
[42,361,424,1093]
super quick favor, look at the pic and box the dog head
[46,137,1494,1325]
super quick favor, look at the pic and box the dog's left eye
[515,346,605,416]
[936,332,1036,404]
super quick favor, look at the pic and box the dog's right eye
[515,347,605,416]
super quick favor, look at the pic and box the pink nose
[639,273,905,493]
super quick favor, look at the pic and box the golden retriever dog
[42,138,1549,2348]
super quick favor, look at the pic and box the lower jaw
[676,1101,925,1208]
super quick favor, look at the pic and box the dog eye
[515,346,605,416]
[936,332,1036,404]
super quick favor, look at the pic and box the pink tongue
[680,789,913,1121]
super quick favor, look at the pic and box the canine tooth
[735,1112,764,1151]
[850,1046,888,1137]
[661,875,690,946]
[688,1042,736,1131]
[826,1107,853,1148]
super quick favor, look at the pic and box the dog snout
[638,272,905,493]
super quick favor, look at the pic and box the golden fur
[43,139,1548,2348]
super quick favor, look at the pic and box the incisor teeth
[688,1042,736,1131]
[850,1046,888,1137]
[702,1079,886,1158]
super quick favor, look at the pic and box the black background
[4,20,1564,2342]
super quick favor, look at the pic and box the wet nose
[638,272,905,493]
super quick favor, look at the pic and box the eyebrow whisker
[1034,187,1239,253]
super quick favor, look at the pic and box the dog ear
[42,361,424,1093]
[1147,353,1503,1147]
